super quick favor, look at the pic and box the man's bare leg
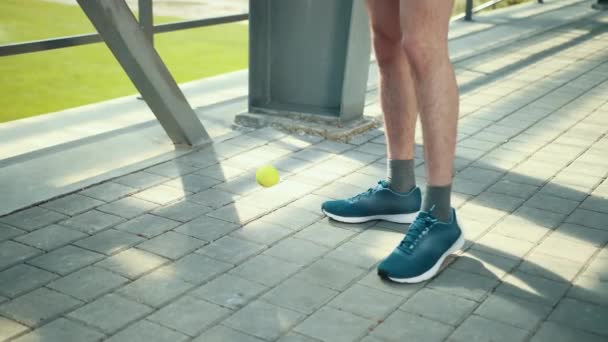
[400,0,458,221]
[375,0,463,283]
[366,0,418,193]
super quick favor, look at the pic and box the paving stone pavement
[1,2,608,341]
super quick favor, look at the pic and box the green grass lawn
[0,0,248,123]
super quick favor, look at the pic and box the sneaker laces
[348,180,388,202]
[398,207,438,254]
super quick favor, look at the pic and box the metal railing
[0,0,248,57]
[453,0,544,22]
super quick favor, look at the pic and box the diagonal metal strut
[76,0,210,147]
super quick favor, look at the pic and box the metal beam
[76,0,210,147]
[138,0,154,44]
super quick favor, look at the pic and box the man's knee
[371,26,401,68]
[401,35,448,76]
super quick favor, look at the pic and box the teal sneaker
[321,180,421,224]
[377,208,464,283]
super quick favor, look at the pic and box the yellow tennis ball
[256,165,280,187]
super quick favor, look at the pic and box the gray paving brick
[14,224,86,251]
[289,193,334,213]
[357,271,424,298]
[164,174,222,193]
[0,207,68,231]
[518,251,584,282]
[197,235,265,265]
[552,223,608,247]
[263,237,328,266]
[27,245,104,275]
[582,254,608,281]
[538,183,589,202]
[75,229,145,256]
[105,319,188,342]
[450,249,518,280]
[428,268,500,302]
[187,189,238,209]
[190,274,267,310]
[156,253,232,284]
[0,223,25,242]
[566,209,608,231]
[196,163,247,181]
[325,241,388,269]
[449,315,528,342]
[175,216,239,242]
[0,288,82,327]
[453,177,491,196]
[294,222,356,248]
[95,248,168,279]
[207,202,268,225]
[151,200,211,222]
[134,185,188,205]
[0,264,57,298]
[458,167,504,184]
[580,195,608,214]
[273,157,312,174]
[40,194,104,216]
[349,229,403,250]
[80,182,137,202]
[231,220,292,245]
[328,283,400,320]
[371,309,452,342]
[525,194,580,215]
[511,206,566,230]
[224,300,303,341]
[258,207,321,231]
[230,254,301,287]
[294,258,366,291]
[117,269,194,307]
[567,275,608,306]
[67,294,152,334]
[470,192,525,213]
[495,270,570,306]
[47,266,128,301]
[114,171,169,189]
[475,293,552,331]
[147,296,231,336]
[533,234,596,264]
[137,231,205,260]
[553,171,603,189]
[490,216,551,243]
[97,197,158,219]
[12,318,105,342]
[177,150,223,168]
[193,325,264,342]
[0,241,41,270]
[59,210,124,234]
[291,148,334,162]
[262,277,337,314]
[0,315,29,341]
[296,307,374,342]
[472,233,535,260]
[114,214,180,238]
[458,203,507,226]
[212,172,259,196]
[549,298,608,336]
[145,161,198,178]
[401,288,477,326]
[530,321,607,342]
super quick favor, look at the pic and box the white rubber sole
[387,234,466,284]
[322,210,419,224]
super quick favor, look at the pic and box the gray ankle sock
[422,184,452,222]
[387,159,416,193]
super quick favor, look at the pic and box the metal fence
[0,0,248,57]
